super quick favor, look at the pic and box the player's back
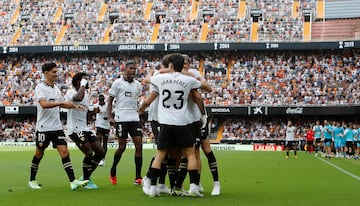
[151,72,201,126]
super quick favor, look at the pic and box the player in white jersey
[174,54,220,196]
[285,121,298,159]
[93,94,111,166]
[142,62,171,195]
[139,53,207,197]
[107,61,143,185]
[65,72,104,189]
[28,63,88,190]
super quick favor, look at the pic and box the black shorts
[115,121,143,139]
[69,131,98,148]
[157,124,195,150]
[324,139,332,143]
[285,141,297,148]
[315,138,322,144]
[200,122,210,140]
[96,127,110,139]
[306,140,314,145]
[35,130,67,150]
[192,121,201,148]
[346,141,353,148]
[151,121,160,144]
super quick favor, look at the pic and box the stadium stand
[1,0,360,143]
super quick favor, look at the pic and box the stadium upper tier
[1,0,360,46]
[0,50,359,106]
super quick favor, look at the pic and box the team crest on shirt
[125,92,132,97]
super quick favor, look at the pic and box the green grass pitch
[1,148,360,206]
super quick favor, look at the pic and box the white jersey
[94,103,111,129]
[34,82,64,132]
[109,76,142,122]
[65,88,90,133]
[286,126,296,141]
[148,71,160,121]
[187,69,202,121]
[150,72,201,126]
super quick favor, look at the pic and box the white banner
[0,142,253,151]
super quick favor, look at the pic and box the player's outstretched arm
[38,99,77,109]
[138,92,158,114]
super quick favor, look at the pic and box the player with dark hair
[285,121,298,159]
[173,54,220,196]
[65,72,105,189]
[141,60,171,195]
[108,61,144,185]
[28,63,89,190]
[93,94,111,166]
[139,53,208,197]
[323,120,334,158]
[313,120,323,156]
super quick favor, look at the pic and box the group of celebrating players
[27,53,220,198]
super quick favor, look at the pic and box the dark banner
[1,106,359,116]
[207,106,360,116]
[206,106,248,116]
[0,40,359,54]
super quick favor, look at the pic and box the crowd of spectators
[0,50,359,142]
[0,0,359,142]
[0,0,330,45]
[0,117,36,142]
[1,50,360,107]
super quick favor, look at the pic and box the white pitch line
[316,156,360,181]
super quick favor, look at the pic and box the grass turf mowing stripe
[316,156,360,181]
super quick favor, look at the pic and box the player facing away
[108,61,143,185]
[65,72,105,189]
[174,54,220,196]
[139,53,205,197]
[93,94,111,166]
[142,62,171,195]
[29,63,89,190]
[285,121,298,159]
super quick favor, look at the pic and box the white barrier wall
[0,142,255,151]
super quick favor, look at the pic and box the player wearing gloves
[65,72,105,189]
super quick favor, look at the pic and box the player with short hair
[343,123,354,158]
[322,120,334,158]
[285,121,298,159]
[333,121,344,158]
[65,72,105,189]
[142,61,171,195]
[305,125,315,154]
[108,61,143,185]
[93,94,111,166]
[354,123,360,159]
[173,54,220,196]
[28,62,89,190]
[313,120,323,156]
[139,53,206,197]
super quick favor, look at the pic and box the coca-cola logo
[286,107,303,114]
